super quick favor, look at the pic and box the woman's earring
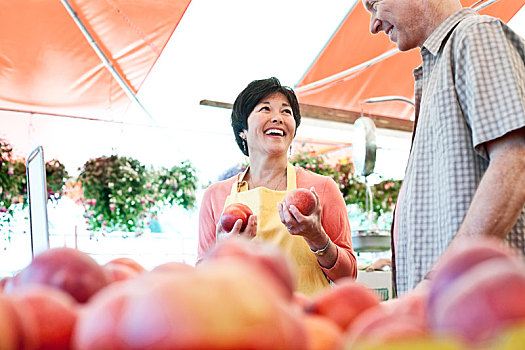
[289,144,292,156]
[243,139,248,155]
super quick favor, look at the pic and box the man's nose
[370,17,382,34]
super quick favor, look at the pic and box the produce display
[1,236,525,349]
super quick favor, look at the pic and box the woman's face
[244,92,296,158]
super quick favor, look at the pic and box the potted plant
[78,155,198,235]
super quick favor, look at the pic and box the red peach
[0,276,10,292]
[104,257,146,273]
[428,236,517,316]
[283,188,316,216]
[220,203,253,232]
[202,237,296,300]
[344,302,428,348]
[103,263,139,283]
[150,261,195,275]
[430,258,525,345]
[303,314,343,350]
[73,261,306,349]
[0,295,22,349]
[10,247,109,303]
[10,285,78,350]
[306,278,380,331]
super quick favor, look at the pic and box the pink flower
[109,204,116,211]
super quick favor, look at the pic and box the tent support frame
[61,0,154,122]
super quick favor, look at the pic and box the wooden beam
[200,99,413,132]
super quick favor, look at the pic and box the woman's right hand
[216,215,257,242]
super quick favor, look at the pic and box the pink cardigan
[198,167,357,281]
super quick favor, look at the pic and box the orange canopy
[0,0,190,122]
[296,0,525,121]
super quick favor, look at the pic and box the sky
[2,0,524,185]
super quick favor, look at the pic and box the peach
[73,261,307,349]
[430,258,525,345]
[428,237,517,315]
[344,303,428,348]
[150,261,195,274]
[292,291,311,312]
[306,278,380,331]
[0,276,10,292]
[104,257,146,273]
[103,263,139,283]
[10,285,78,350]
[283,188,316,216]
[303,314,343,350]
[202,237,296,300]
[220,202,253,232]
[10,247,109,303]
[0,295,22,350]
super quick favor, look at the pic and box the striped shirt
[395,8,525,295]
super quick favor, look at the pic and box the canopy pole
[363,96,415,107]
[294,48,399,94]
[60,0,155,123]
[472,0,500,11]
[296,0,500,95]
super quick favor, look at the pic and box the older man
[362,0,525,295]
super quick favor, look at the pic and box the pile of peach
[1,236,524,349]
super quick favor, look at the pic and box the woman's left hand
[277,187,323,242]
[279,187,338,269]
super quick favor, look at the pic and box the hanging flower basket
[78,155,198,234]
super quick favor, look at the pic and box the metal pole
[472,0,500,11]
[295,0,500,95]
[363,96,415,106]
[61,0,155,123]
[295,48,399,93]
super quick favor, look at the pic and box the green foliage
[290,150,402,217]
[78,155,198,233]
[0,140,25,215]
[1,139,69,242]
[46,159,69,200]
[148,160,198,211]
[78,155,149,233]
[219,150,402,218]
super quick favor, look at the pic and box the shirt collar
[422,8,478,56]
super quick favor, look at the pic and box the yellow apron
[225,163,330,296]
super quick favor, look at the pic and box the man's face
[362,0,427,51]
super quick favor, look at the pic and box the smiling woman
[198,77,358,296]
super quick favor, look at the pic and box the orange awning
[295,0,525,121]
[0,0,190,122]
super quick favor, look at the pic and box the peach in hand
[283,188,316,216]
[220,203,253,232]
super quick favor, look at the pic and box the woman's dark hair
[231,77,301,156]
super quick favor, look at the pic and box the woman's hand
[278,187,324,243]
[278,187,337,269]
[216,215,257,242]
